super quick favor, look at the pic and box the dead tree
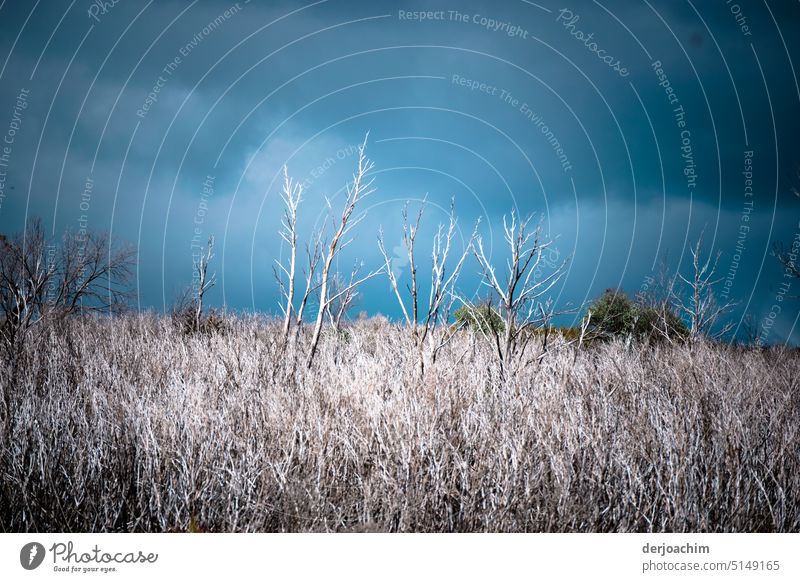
[469,212,566,378]
[273,167,327,348]
[0,222,52,352]
[275,166,303,342]
[674,237,736,342]
[378,199,471,376]
[306,134,382,367]
[0,219,134,355]
[193,236,215,331]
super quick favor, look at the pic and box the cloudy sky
[0,0,798,343]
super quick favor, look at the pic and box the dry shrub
[170,298,228,336]
[0,314,798,532]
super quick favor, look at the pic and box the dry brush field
[1,314,798,532]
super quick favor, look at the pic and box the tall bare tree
[193,236,215,332]
[674,237,736,342]
[0,219,134,354]
[306,134,382,367]
[469,212,566,378]
[275,166,303,342]
[378,199,471,376]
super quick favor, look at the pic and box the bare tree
[0,222,52,352]
[53,230,134,316]
[306,134,382,367]
[274,167,303,342]
[193,236,215,332]
[273,167,328,347]
[674,237,737,342]
[469,212,566,378]
[0,219,134,354]
[378,199,471,376]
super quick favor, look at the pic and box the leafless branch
[673,235,737,342]
[378,198,472,375]
[194,236,215,332]
[0,219,135,356]
[307,133,380,367]
[471,212,567,378]
[276,166,303,342]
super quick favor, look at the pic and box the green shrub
[587,290,638,338]
[586,289,687,343]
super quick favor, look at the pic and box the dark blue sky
[1,0,799,343]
